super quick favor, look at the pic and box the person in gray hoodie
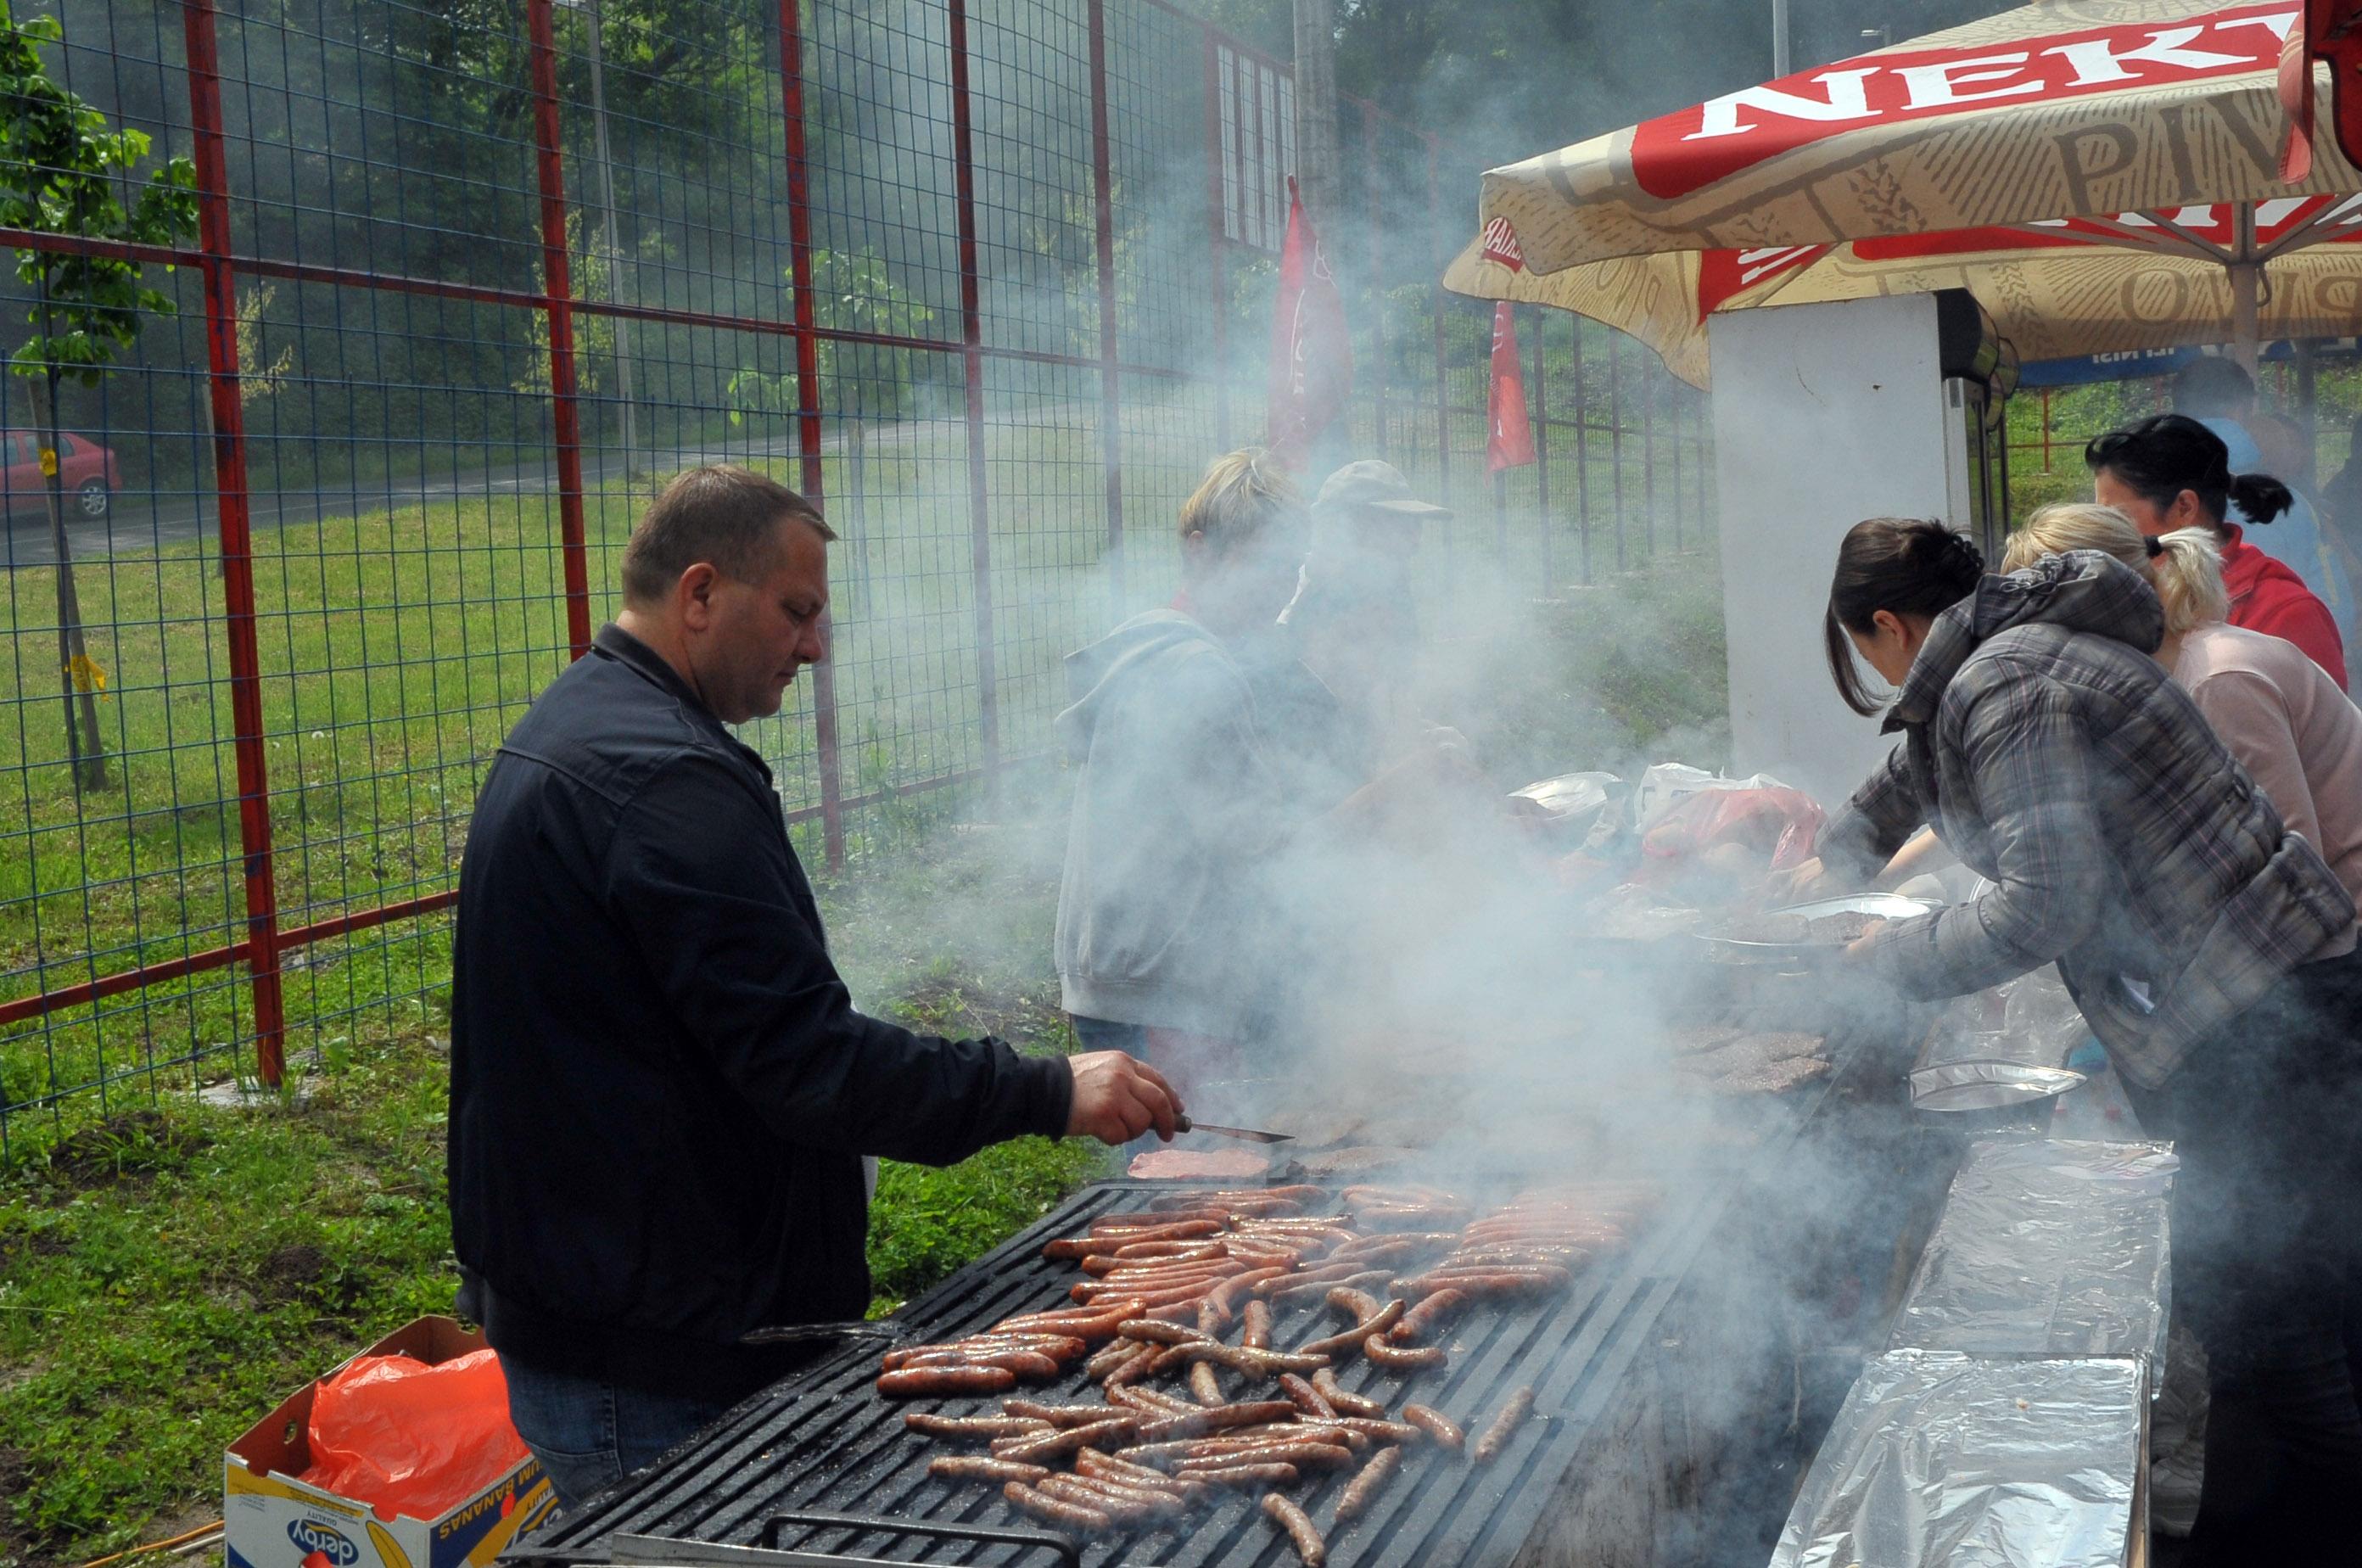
[1055,449,1482,1103]
[1055,449,1313,1093]
[1794,518,2362,1563]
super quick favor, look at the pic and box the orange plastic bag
[302,1349,529,1520]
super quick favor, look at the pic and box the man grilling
[448,464,1179,1509]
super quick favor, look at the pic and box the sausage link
[1189,1360,1227,1408]
[1401,1404,1463,1450]
[1277,1373,1335,1420]
[1334,1446,1402,1524]
[1133,1399,1299,1442]
[1118,1319,1218,1347]
[1003,1399,1126,1429]
[1178,1461,1298,1487]
[989,1414,1139,1464]
[1299,1298,1405,1358]
[1077,1448,1196,1492]
[1107,1383,1199,1416]
[1089,1338,1150,1382]
[1241,1299,1274,1351]
[1472,1386,1536,1464]
[1310,1368,1388,1419]
[1177,1441,1352,1472]
[1324,1287,1383,1320]
[1038,1473,1173,1526]
[1002,1481,1110,1533]
[1363,1338,1447,1373]
[1207,1267,1292,1314]
[903,1412,1051,1440]
[929,1455,1049,1484]
[876,1365,1016,1398]
[1391,1289,1469,1344]
[1181,1345,1329,1376]
[1262,1493,1328,1567]
[1327,1416,1422,1445]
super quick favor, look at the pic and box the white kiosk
[1707,291,2010,804]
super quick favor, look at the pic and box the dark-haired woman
[1806,517,2362,1561]
[2088,412,2347,689]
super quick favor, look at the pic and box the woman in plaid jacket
[1803,518,2362,1565]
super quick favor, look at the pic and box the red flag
[1265,176,1352,468]
[1486,302,1536,473]
[2281,0,2362,181]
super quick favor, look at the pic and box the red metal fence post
[1534,312,1551,593]
[526,0,593,659]
[947,0,1000,779]
[1088,0,1125,610]
[1201,35,1231,447]
[1571,321,1591,585]
[1363,112,1386,460]
[775,0,847,869]
[1425,138,1449,505]
[182,0,286,1087]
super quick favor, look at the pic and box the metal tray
[1909,1059,2086,1112]
[1699,893,1943,967]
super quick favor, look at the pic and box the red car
[0,429,118,520]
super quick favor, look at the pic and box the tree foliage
[0,3,195,386]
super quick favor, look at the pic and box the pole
[183,0,287,1087]
[2230,201,2262,376]
[1572,321,1591,585]
[1535,312,1551,594]
[1772,0,1792,75]
[948,0,1001,783]
[1364,110,1387,461]
[1609,333,1626,571]
[582,0,635,479]
[1426,139,1449,507]
[527,0,593,659]
[1290,0,1340,234]
[1201,36,1231,447]
[1088,0,1124,613]
[775,0,846,868]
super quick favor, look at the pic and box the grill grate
[514,1041,1885,1568]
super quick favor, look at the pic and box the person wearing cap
[1055,450,1483,1107]
[1257,460,1460,798]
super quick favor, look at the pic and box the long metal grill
[509,1042,1881,1568]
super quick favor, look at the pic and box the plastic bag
[302,1349,529,1520]
[1634,783,1824,880]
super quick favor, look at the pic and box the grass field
[0,389,1727,1566]
[0,400,1704,1142]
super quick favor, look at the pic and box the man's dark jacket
[449,626,1071,1389]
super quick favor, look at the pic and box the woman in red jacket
[2087,414,2348,690]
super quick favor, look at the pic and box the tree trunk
[31,364,106,792]
[847,415,871,612]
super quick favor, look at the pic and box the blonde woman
[2003,502,2362,908]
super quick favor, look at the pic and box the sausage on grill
[1363,1338,1447,1372]
[1473,1386,1536,1464]
[1262,1494,1328,1567]
[1310,1368,1388,1419]
[876,1365,1016,1398]
[903,1412,1050,1440]
[927,1455,1049,1484]
[1334,1446,1401,1524]
[1401,1404,1463,1449]
[1002,1481,1110,1533]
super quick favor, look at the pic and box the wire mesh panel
[0,0,1716,1151]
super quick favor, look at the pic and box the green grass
[0,819,1111,1568]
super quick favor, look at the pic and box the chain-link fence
[0,0,1713,1151]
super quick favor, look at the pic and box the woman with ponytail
[1800,516,2362,1560]
[2004,503,2362,910]
[2087,412,2347,689]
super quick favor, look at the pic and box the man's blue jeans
[499,1354,738,1514]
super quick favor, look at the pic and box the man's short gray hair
[620,464,835,606]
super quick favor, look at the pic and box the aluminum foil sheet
[1888,1139,2174,1369]
[1770,1352,2147,1568]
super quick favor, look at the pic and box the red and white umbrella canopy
[1445,0,2362,385]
